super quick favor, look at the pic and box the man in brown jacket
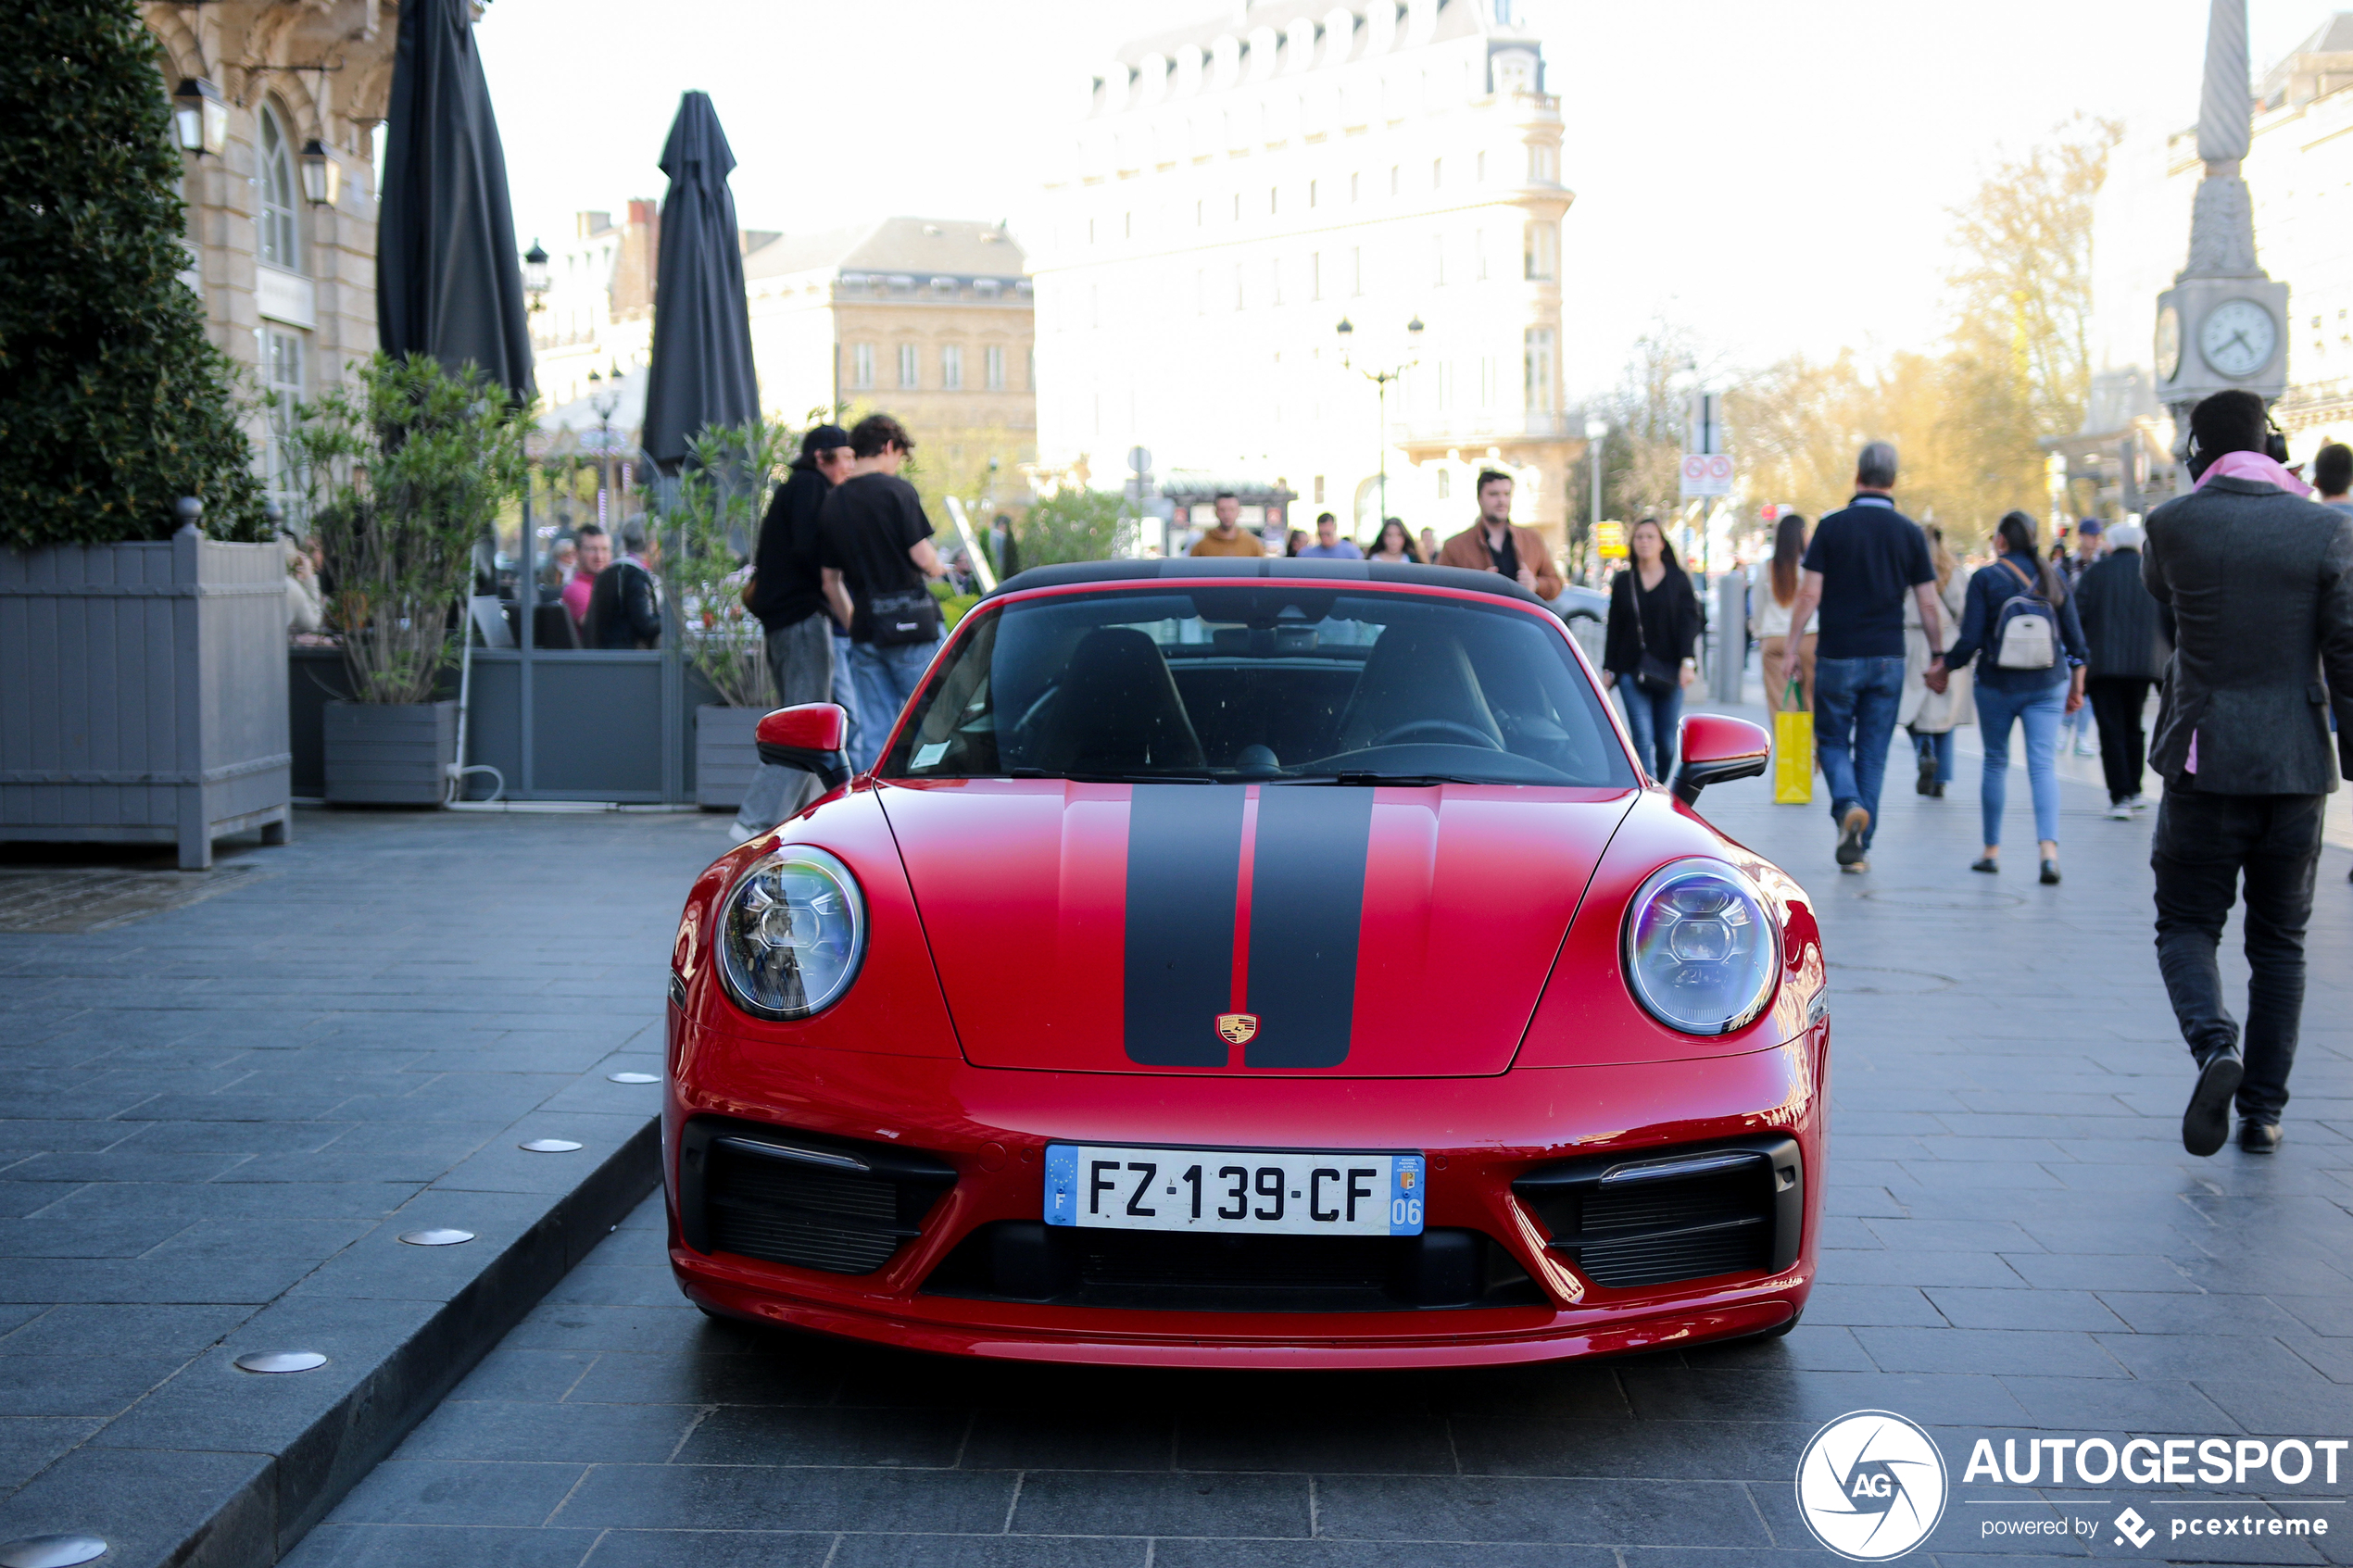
[1436,470,1564,600]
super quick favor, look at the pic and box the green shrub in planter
[670,419,797,708]
[285,354,528,704]
[0,0,265,547]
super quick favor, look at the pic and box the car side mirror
[1671,714,1771,806]
[755,703,852,790]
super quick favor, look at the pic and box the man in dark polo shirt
[1782,442,1942,873]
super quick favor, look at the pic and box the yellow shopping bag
[1773,682,1814,804]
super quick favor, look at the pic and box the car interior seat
[1333,626,1504,753]
[1028,627,1207,774]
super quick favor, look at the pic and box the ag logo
[1794,1410,1948,1560]
[1215,1012,1259,1046]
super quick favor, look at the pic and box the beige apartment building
[1031,0,1575,549]
[144,2,397,517]
[743,219,1037,466]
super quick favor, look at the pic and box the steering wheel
[1370,719,1503,750]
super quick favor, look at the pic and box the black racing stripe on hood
[1124,784,1245,1065]
[1244,785,1373,1068]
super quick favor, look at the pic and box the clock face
[2156,306,2183,382]
[2199,297,2279,379]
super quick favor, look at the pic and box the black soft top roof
[980,557,1547,608]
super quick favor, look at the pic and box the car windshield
[882,586,1637,788]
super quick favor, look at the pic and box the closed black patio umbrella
[639,92,760,473]
[376,0,534,402]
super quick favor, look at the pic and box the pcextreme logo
[1795,1411,1951,1561]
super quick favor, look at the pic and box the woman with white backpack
[1926,510,2089,884]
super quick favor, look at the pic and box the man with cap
[732,423,857,842]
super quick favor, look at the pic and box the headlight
[716,847,865,1021]
[1622,858,1780,1036]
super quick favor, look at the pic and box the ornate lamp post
[1335,315,1424,525]
[588,370,622,528]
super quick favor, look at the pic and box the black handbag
[865,584,943,646]
[1630,576,1680,696]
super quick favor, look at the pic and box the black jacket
[2143,475,2353,794]
[585,557,662,650]
[2073,547,2171,682]
[747,462,830,632]
[1603,566,1702,678]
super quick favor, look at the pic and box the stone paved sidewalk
[288,715,2353,1568]
[0,808,726,1565]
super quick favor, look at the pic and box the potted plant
[0,0,285,869]
[669,420,793,809]
[285,354,527,804]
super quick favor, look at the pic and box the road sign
[1594,521,1628,558]
[1686,393,1726,456]
[1127,445,1152,474]
[1679,453,1734,498]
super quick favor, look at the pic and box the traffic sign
[1594,521,1628,558]
[1679,453,1734,498]
[1687,392,1726,456]
[1127,445,1152,474]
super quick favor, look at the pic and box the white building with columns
[1030,0,1574,551]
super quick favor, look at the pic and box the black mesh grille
[1513,1138,1799,1293]
[683,1122,955,1278]
[1076,1231,1396,1292]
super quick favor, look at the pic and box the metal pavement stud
[520,1138,583,1153]
[397,1227,474,1246]
[233,1351,327,1374]
[607,1072,659,1084]
[0,1535,109,1568]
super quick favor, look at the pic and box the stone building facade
[1030,0,1574,549]
[142,2,398,520]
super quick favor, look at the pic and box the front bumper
[664,1022,1826,1369]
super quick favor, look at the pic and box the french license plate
[1043,1145,1426,1236]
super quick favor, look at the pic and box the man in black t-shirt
[818,413,948,771]
[730,424,856,841]
[1782,441,1942,874]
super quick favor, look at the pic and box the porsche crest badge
[1215,1012,1260,1046]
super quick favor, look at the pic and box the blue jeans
[735,614,837,832]
[1814,655,1905,847]
[1910,725,1955,785]
[1618,682,1683,781]
[830,624,865,770]
[1974,680,2066,847]
[848,635,944,772]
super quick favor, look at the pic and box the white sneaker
[2074,740,2097,757]
[724,822,763,845]
[2107,802,2133,821]
[2128,795,2151,813]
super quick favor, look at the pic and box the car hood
[876,778,1636,1076]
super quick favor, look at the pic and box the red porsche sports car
[664,559,1827,1368]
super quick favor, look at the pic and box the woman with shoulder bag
[1899,522,1972,797]
[1601,517,1702,780]
[1929,510,2088,884]
[1751,512,1817,716]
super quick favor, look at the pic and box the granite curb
[0,1100,661,1567]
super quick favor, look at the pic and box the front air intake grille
[1513,1136,1803,1291]
[678,1117,955,1276]
[922,1222,1545,1312]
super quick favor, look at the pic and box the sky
[475,0,2334,396]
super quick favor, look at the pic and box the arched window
[258,107,302,272]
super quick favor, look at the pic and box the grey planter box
[0,526,292,870]
[323,700,457,806]
[695,704,762,810]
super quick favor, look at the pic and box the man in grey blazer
[2143,389,2353,1155]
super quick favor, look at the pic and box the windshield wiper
[1005,768,1219,784]
[1285,771,1463,787]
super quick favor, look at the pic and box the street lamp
[522,240,550,315]
[1583,417,1608,577]
[171,78,228,157]
[297,139,341,207]
[588,370,623,528]
[1336,315,1425,525]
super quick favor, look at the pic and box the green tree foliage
[1017,486,1131,567]
[0,0,266,549]
[669,419,795,708]
[286,356,528,704]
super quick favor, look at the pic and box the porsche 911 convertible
[663,558,1826,1368]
